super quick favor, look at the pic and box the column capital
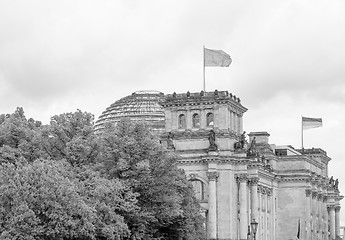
[207,171,219,181]
[236,173,248,183]
[312,191,318,199]
[328,205,335,211]
[248,177,259,186]
[266,188,272,196]
[335,206,341,212]
[305,188,312,197]
[317,193,324,201]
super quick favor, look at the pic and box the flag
[302,117,322,130]
[204,48,232,67]
[297,219,300,239]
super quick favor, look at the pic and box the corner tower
[161,90,247,153]
[161,90,249,240]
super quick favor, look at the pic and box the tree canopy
[0,108,205,240]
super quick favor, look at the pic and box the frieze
[207,171,219,181]
[177,157,251,165]
[170,129,238,140]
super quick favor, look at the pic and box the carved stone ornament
[312,191,318,199]
[317,193,323,201]
[257,185,262,193]
[236,173,248,183]
[189,173,198,180]
[335,206,341,212]
[207,171,219,181]
[305,188,312,197]
[323,195,328,202]
[266,188,272,196]
[327,205,335,211]
[249,177,259,186]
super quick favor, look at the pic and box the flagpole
[203,46,205,92]
[301,116,304,151]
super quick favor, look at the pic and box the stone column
[317,193,323,239]
[237,174,248,240]
[305,188,312,240]
[335,206,341,238]
[249,177,259,222]
[329,205,336,240]
[323,195,328,239]
[312,191,318,239]
[207,171,219,240]
[239,114,243,134]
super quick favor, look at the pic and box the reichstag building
[95,90,343,240]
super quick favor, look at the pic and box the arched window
[192,113,200,128]
[178,114,186,129]
[206,112,214,127]
[190,180,206,201]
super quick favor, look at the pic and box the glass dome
[94,90,165,132]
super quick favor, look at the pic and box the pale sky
[1,0,345,224]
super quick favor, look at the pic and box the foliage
[0,107,42,163]
[97,120,205,240]
[0,159,137,240]
[38,109,99,166]
[0,108,205,239]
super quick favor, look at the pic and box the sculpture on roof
[234,131,247,151]
[329,176,334,186]
[247,137,257,156]
[167,132,175,150]
[208,130,217,151]
[334,178,339,191]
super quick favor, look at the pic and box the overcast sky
[1,0,345,224]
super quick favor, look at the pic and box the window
[190,180,206,200]
[192,113,200,128]
[178,114,186,129]
[206,112,213,127]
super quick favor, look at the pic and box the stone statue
[335,178,339,190]
[329,176,334,186]
[240,131,246,149]
[247,137,257,156]
[208,130,217,151]
[234,131,246,151]
[167,132,175,150]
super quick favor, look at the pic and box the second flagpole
[203,46,205,92]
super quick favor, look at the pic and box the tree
[0,107,42,163]
[38,109,99,166]
[0,159,137,240]
[97,120,205,240]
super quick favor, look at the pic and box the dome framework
[94,90,165,131]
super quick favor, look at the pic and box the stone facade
[160,90,343,240]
